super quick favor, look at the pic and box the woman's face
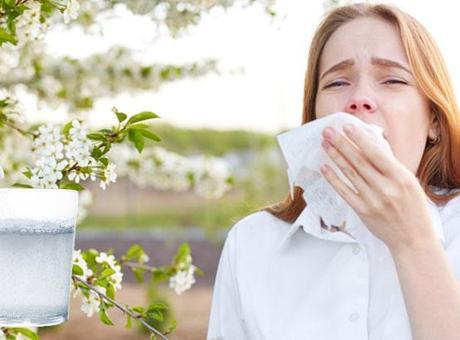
[315,16,439,175]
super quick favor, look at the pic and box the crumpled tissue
[276,112,392,230]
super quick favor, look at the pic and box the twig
[1,120,35,137]
[73,276,168,340]
[15,0,30,5]
[121,261,158,273]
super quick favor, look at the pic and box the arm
[389,237,460,340]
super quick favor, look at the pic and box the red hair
[261,3,460,223]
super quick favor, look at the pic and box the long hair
[262,3,460,223]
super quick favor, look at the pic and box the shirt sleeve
[207,226,249,340]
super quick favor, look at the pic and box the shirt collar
[277,205,357,251]
[278,196,446,251]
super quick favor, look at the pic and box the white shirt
[207,188,460,340]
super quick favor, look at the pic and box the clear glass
[0,188,79,327]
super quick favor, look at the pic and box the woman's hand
[320,124,437,252]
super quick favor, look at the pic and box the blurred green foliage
[148,123,277,156]
[82,125,289,235]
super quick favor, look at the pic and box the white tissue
[276,111,446,252]
[276,112,394,229]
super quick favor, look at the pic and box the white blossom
[139,253,149,264]
[30,157,68,189]
[63,0,80,24]
[192,157,232,199]
[99,163,117,190]
[0,329,6,340]
[15,1,47,43]
[169,264,196,295]
[0,166,4,180]
[80,286,105,318]
[32,124,64,160]
[65,120,95,167]
[108,144,232,198]
[72,249,94,300]
[94,252,123,290]
[72,249,93,282]
[68,169,87,183]
[95,252,117,269]
[111,265,123,291]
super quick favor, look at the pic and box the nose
[345,96,377,114]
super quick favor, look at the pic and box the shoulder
[225,210,291,249]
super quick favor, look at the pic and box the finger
[322,139,373,200]
[342,124,400,177]
[323,128,387,186]
[320,161,362,211]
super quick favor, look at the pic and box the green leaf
[165,319,177,334]
[13,328,39,340]
[62,121,73,135]
[132,267,145,283]
[99,267,116,280]
[131,305,145,314]
[12,183,33,188]
[152,269,169,283]
[127,111,159,125]
[72,265,84,276]
[0,28,17,45]
[60,182,85,191]
[99,157,109,167]
[147,302,167,311]
[126,123,150,130]
[128,129,144,153]
[87,133,106,141]
[22,168,33,179]
[146,310,163,322]
[125,244,144,260]
[125,314,132,329]
[91,147,103,159]
[106,283,115,300]
[138,129,161,142]
[99,308,114,326]
[174,243,190,262]
[115,111,127,123]
[100,143,112,156]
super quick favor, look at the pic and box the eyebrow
[319,57,412,81]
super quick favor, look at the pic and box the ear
[428,113,440,139]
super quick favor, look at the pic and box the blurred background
[3,0,459,338]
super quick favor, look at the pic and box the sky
[41,0,460,134]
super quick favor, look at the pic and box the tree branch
[73,276,168,340]
[121,261,159,273]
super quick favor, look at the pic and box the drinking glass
[0,188,79,326]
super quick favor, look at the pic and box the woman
[207,3,460,339]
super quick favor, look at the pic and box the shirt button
[352,244,361,255]
[348,312,360,322]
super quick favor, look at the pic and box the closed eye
[323,79,407,89]
[323,81,348,89]
[383,79,407,85]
